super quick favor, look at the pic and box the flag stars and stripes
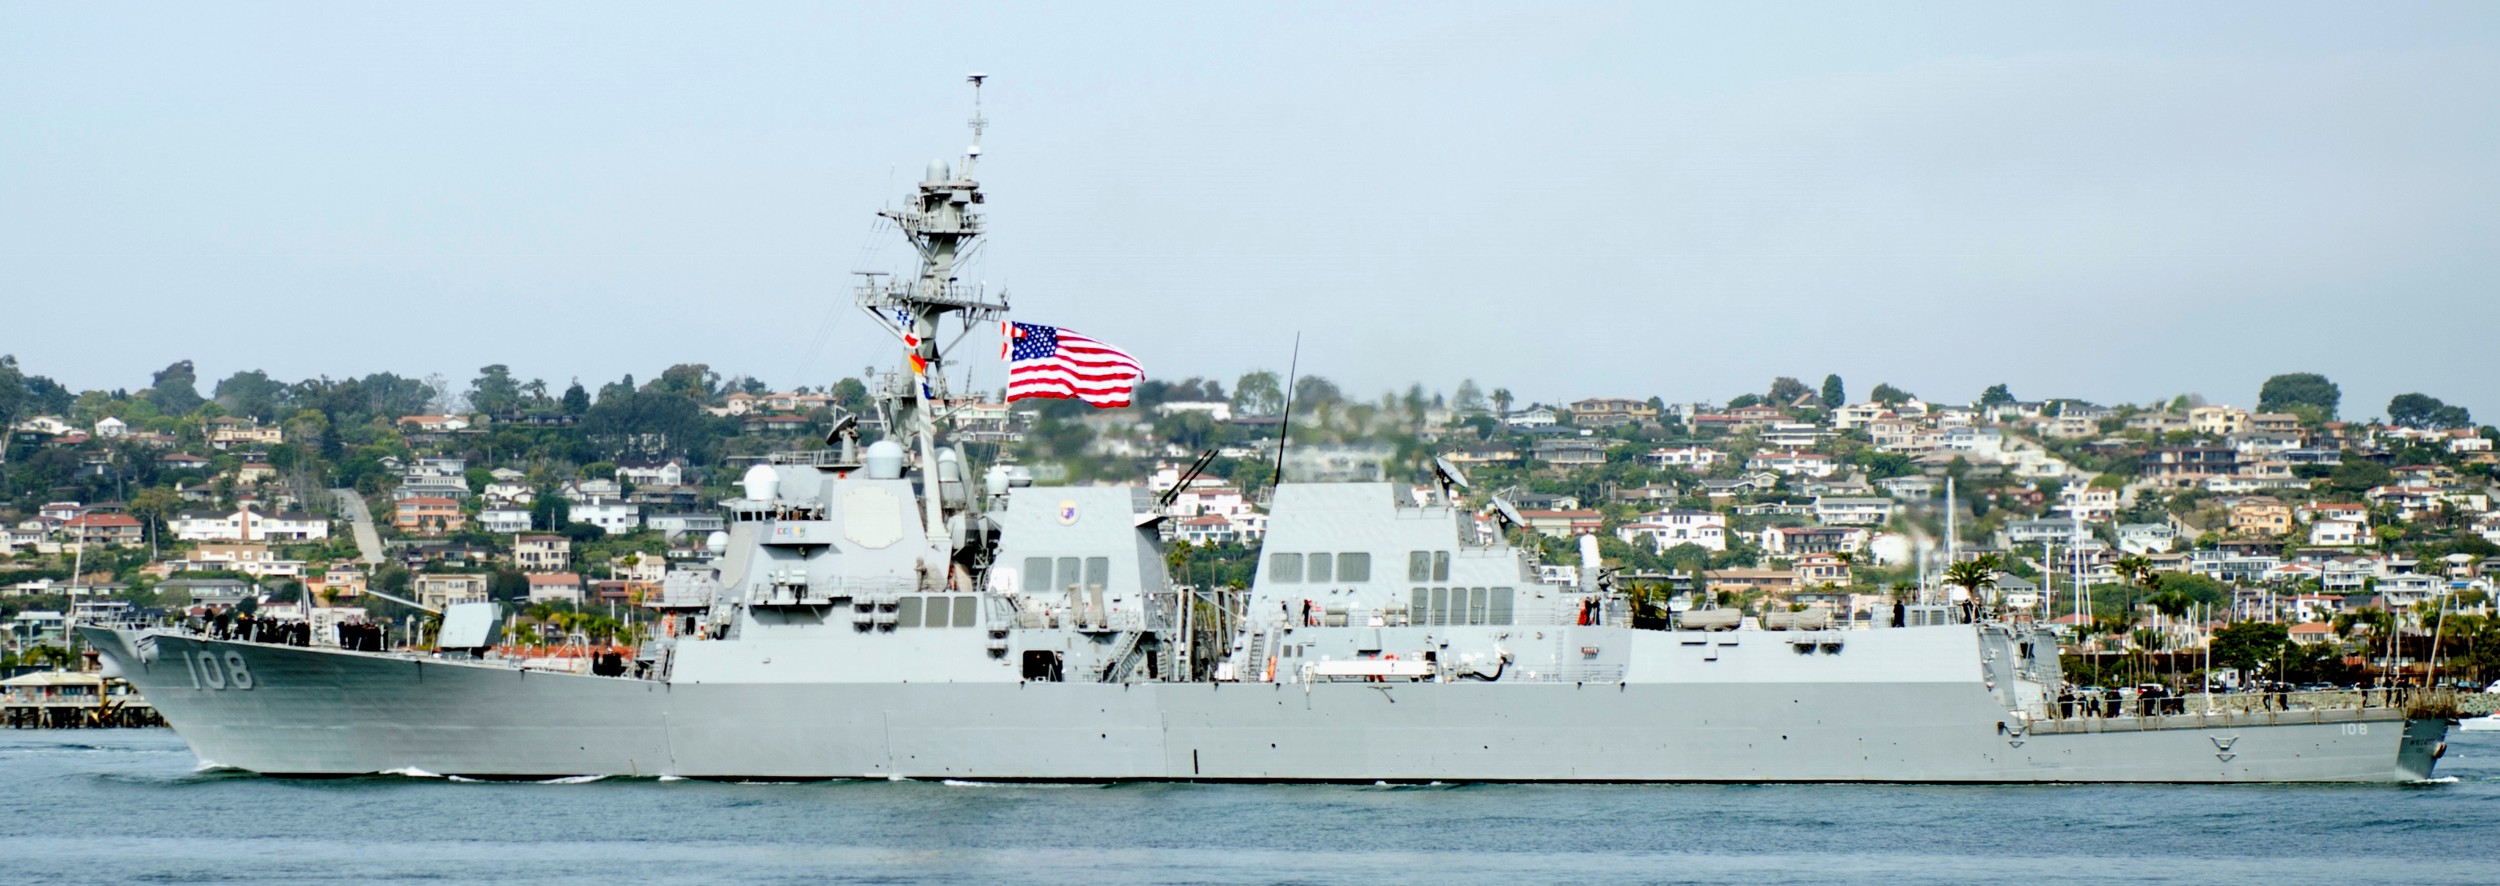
[1004,321,1143,408]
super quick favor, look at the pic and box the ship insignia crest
[1057,501,1080,525]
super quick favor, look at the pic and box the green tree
[1870,383,1914,405]
[1943,554,2002,602]
[2328,456,2392,495]
[530,494,571,531]
[2388,392,2471,430]
[1153,410,1219,451]
[580,389,725,461]
[1767,376,1811,407]
[0,356,29,496]
[1291,376,1344,413]
[2334,607,2395,644]
[1978,383,2017,407]
[1852,449,1914,479]
[1490,387,1514,417]
[1820,374,1845,407]
[1452,379,1486,414]
[468,364,522,416]
[829,377,870,414]
[128,486,181,554]
[1232,371,1284,417]
[2210,622,2289,675]
[2257,372,2340,421]
[650,363,722,402]
[146,360,206,416]
[212,369,287,421]
[489,568,530,602]
[2112,555,2158,591]
[560,380,591,416]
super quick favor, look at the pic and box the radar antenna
[1430,455,1471,505]
[856,77,1009,581]
[964,73,987,176]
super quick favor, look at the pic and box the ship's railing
[2034,687,2440,729]
[855,278,1000,314]
[2026,704,2405,735]
[764,450,857,468]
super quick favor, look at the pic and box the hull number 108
[184,651,256,691]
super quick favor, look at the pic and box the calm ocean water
[1,729,2492,885]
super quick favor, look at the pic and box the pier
[2,672,163,729]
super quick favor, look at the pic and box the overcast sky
[5,2,2496,421]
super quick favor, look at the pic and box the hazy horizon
[5,3,2496,423]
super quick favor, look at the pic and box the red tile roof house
[64,513,145,547]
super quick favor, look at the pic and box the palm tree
[1491,388,1514,418]
[2112,555,2155,589]
[2334,607,2398,686]
[1942,555,2000,614]
[2144,590,2193,687]
[27,644,75,671]
[2333,607,2392,642]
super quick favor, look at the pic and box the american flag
[1004,321,1143,407]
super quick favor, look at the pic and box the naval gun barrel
[358,588,441,616]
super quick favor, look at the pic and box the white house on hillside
[169,506,331,542]
[1615,509,1726,552]
[1812,497,1894,526]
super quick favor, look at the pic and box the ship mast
[858,74,1008,579]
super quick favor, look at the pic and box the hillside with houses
[2,357,2495,689]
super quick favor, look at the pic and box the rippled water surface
[2,729,2492,884]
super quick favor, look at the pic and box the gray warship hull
[83,627,2446,783]
[83,90,2453,786]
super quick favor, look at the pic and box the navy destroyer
[81,83,2451,782]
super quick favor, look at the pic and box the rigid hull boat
[82,84,2450,783]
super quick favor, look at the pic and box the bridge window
[1469,587,1488,625]
[896,596,923,627]
[1430,587,1450,626]
[1270,553,1303,583]
[1057,557,1082,591]
[1086,557,1110,590]
[1433,551,1451,582]
[1409,551,1431,582]
[953,595,979,628]
[1410,588,1428,623]
[1338,552,1370,582]
[1308,553,1333,583]
[1490,588,1514,625]
[1023,558,1051,593]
